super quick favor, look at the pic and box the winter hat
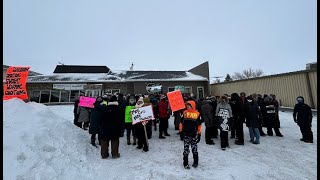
[220,95,228,103]
[230,93,240,102]
[296,96,304,103]
[247,95,253,103]
[109,95,118,102]
[137,97,144,103]
[264,96,273,102]
[160,94,166,100]
[251,93,258,101]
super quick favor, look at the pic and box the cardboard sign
[78,96,95,108]
[125,106,135,123]
[131,105,155,125]
[3,66,30,100]
[167,90,185,112]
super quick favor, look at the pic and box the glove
[196,134,201,143]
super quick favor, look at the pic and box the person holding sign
[89,96,103,147]
[100,96,122,159]
[179,101,202,169]
[134,97,150,152]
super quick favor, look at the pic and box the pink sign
[78,96,95,108]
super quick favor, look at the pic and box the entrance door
[197,86,204,99]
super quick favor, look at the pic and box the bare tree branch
[232,68,264,80]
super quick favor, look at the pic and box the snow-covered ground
[4,99,317,180]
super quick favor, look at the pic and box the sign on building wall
[167,90,185,112]
[3,66,30,100]
[174,85,185,93]
[53,84,85,90]
[131,105,155,125]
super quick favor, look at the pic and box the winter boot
[159,132,166,139]
[91,138,96,147]
[183,155,190,169]
[143,145,149,152]
[192,153,198,168]
[235,139,244,145]
[164,131,171,136]
[133,137,137,145]
[127,138,131,145]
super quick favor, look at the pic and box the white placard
[131,105,155,125]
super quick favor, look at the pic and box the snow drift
[3,98,317,180]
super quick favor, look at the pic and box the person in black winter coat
[201,97,215,145]
[89,96,103,146]
[73,99,82,128]
[230,93,244,145]
[118,93,127,138]
[239,92,247,125]
[256,94,267,136]
[245,94,261,144]
[264,96,283,137]
[209,96,219,138]
[293,96,313,143]
[270,94,281,128]
[100,96,122,159]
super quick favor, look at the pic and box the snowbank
[4,99,317,180]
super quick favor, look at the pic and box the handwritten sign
[125,106,135,123]
[167,90,185,112]
[78,96,95,108]
[3,66,30,100]
[131,105,155,125]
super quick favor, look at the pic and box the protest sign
[3,66,30,100]
[167,90,185,112]
[78,96,95,108]
[131,105,155,125]
[125,106,135,123]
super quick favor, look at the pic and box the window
[102,89,120,95]
[70,90,80,102]
[29,91,41,103]
[61,90,70,102]
[185,87,192,94]
[168,87,175,92]
[40,91,50,103]
[50,90,60,103]
[197,87,204,99]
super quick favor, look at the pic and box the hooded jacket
[179,100,202,137]
[100,100,121,139]
[293,96,312,126]
[215,96,233,131]
[201,100,214,127]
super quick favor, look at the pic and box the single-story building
[25,62,210,104]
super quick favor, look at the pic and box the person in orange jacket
[179,100,202,169]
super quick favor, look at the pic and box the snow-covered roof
[27,71,208,83]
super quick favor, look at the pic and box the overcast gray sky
[4,0,317,81]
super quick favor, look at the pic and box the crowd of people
[73,91,314,169]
